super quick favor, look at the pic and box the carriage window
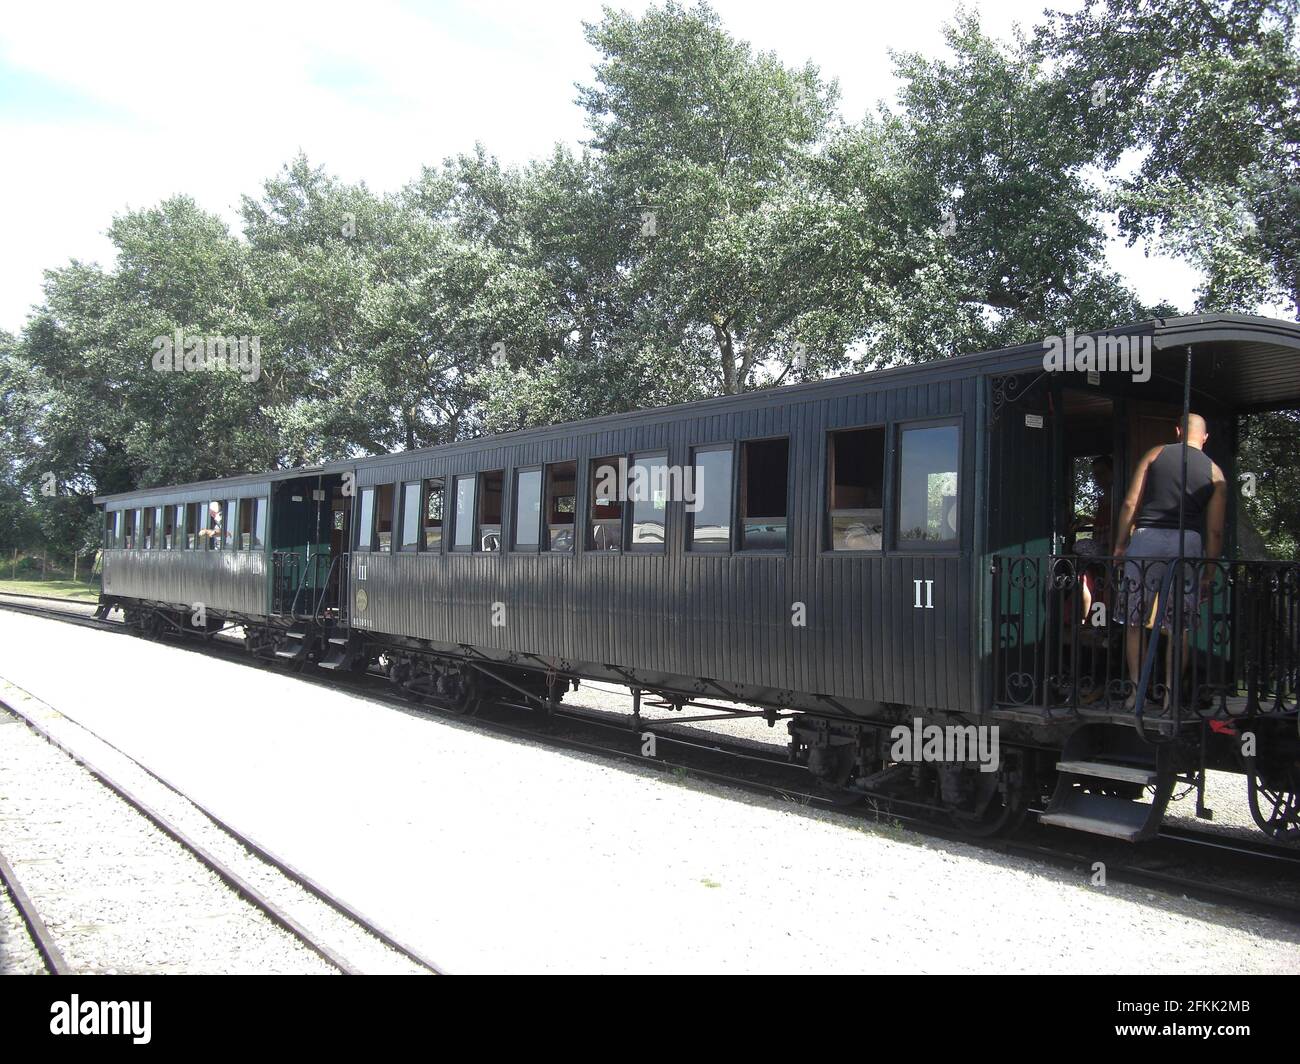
[828,427,885,551]
[629,453,668,553]
[235,499,257,550]
[224,499,239,549]
[202,501,222,549]
[141,507,156,550]
[512,468,542,551]
[897,423,960,547]
[588,456,624,551]
[423,478,445,551]
[252,498,266,549]
[375,484,395,552]
[104,511,116,550]
[544,461,576,552]
[183,503,198,549]
[689,447,732,551]
[356,488,375,551]
[162,505,176,550]
[452,475,476,551]
[400,482,421,551]
[123,509,137,549]
[739,438,789,551]
[477,470,504,552]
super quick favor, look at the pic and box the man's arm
[1113,446,1161,556]
[1204,464,1227,560]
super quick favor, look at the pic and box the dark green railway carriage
[95,313,1300,843]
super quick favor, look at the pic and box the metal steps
[1054,760,1158,787]
[317,632,360,671]
[273,624,311,662]
[1040,726,1175,842]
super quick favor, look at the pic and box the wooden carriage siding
[94,314,1300,718]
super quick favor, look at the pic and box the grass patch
[0,578,101,603]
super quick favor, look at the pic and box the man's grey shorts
[1122,526,1202,629]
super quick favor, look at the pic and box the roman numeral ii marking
[913,579,934,609]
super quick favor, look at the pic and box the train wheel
[1246,761,1300,842]
[945,756,1030,838]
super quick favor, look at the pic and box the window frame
[251,498,267,551]
[397,481,422,553]
[542,460,577,555]
[736,435,792,555]
[421,477,445,553]
[892,416,963,553]
[373,483,396,554]
[687,443,736,554]
[824,423,888,555]
[474,469,505,554]
[510,465,544,553]
[450,474,477,553]
[626,450,669,555]
[585,454,626,554]
[355,487,376,552]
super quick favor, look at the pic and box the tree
[577,1,841,394]
[1039,0,1300,316]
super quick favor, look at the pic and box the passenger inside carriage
[1070,455,1115,629]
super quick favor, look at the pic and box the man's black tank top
[1136,443,1216,529]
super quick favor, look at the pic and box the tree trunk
[714,320,737,394]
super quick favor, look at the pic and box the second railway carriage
[95,313,1300,844]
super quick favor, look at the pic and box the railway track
[0,844,71,974]
[0,667,443,975]
[3,591,1299,928]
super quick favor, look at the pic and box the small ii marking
[913,579,934,609]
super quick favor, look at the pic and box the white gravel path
[0,610,1296,974]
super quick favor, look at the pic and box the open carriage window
[141,506,157,550]
[234,498,263,550]
[423,478,444,551]
[588,456,624,551]
[739,438,789,551]
[897,422,960,548]
[545,462,576,553]
[477,470,504,552]
[162,505,176,550]
[123,509,137,549]
[375,483,395,552]
[828,427,885,551]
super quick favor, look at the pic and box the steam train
[95,314,1300,843]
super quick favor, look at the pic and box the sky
[0,0,1209,335]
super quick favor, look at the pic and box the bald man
[1114,413,1227,709]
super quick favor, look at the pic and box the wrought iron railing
[271,550,301,617]
[991,554,1299,722]
[272,548,337,621]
